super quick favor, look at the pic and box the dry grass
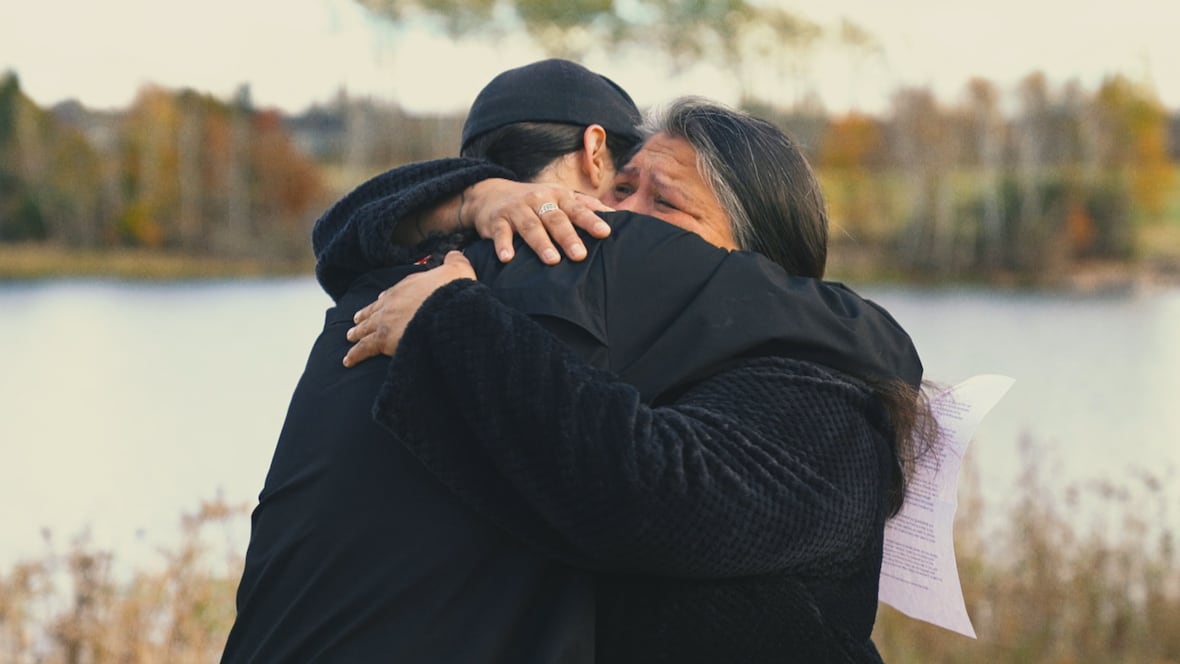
[875,438,1180,663]
[0,498,247,663]
[2,441,1177,663]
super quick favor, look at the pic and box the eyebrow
[618,162,700,211]
[650,172,697,207]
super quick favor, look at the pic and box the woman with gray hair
[351,97,933,662]
[621,96,829,277]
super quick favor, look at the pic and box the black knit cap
[460,59,643,153]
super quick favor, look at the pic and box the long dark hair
[461,121,639,182]
[649,98,936,514]
[873,378,941,517]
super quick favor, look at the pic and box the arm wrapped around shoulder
[375,279,895,578]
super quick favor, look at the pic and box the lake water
[2,278,1178,570]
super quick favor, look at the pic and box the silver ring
[537,202,559,216]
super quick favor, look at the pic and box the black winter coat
[223,267,597,664]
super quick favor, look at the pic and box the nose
[613,196,648,215]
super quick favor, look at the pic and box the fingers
[347,305,374,339]
[538,191,615,256]
[574,192,613,212]
[343,258,474,368]
[490,221,516,262]
[566,194,613,240]
[482,208,559,264]
[343,315,377,366]
[516,210,564,264]
[352,299,376,326]
[342,333,386,368]
[468,180,611,263]
[345,291,391,367]
[516,196,599,263]
[537,206,587,262]
[442,250,473,271]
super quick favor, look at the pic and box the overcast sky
[2,0,1176,116]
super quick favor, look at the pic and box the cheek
[658,213,733,249]
[703,220,738,250]
[645,211,694,234]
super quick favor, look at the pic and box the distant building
[284,105,348,163]
[50,99,121,154]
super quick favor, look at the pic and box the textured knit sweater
[313,158,513,303]
[309,158,915,661]
[375,278,895,662]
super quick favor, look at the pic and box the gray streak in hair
[640,96,829,278]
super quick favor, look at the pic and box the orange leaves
[818,112,883,172]
[1093,76,1174,221]
[116,86,327,252]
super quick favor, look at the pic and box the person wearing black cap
[221,59,646,664]
[459,58,643,153]
[312,58,646,301]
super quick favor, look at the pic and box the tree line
[0,75,328,261]
[0,68,1176,282]
[804,73,1176,282]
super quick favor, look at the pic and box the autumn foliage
[814,74,1177,281]
[1,68,1177,283]
[0,75,329,262]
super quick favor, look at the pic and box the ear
[580,124,611,190]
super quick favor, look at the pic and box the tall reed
[2,440,1177,662]
[875,436,1180,663]
[0,497,246,663]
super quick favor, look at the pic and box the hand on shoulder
[343,251,476,367]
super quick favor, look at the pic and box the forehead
[623,133,707,188]
[627,133,695,171]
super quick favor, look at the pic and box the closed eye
[655,197,679,211]
[611,183,635,202]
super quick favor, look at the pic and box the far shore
[2,242,1179,293]
[0,244,314,281]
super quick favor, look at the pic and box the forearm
[390,178,520,246]
[391,193,463,246]
[313,158,514,301]
[375,280,886,578]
